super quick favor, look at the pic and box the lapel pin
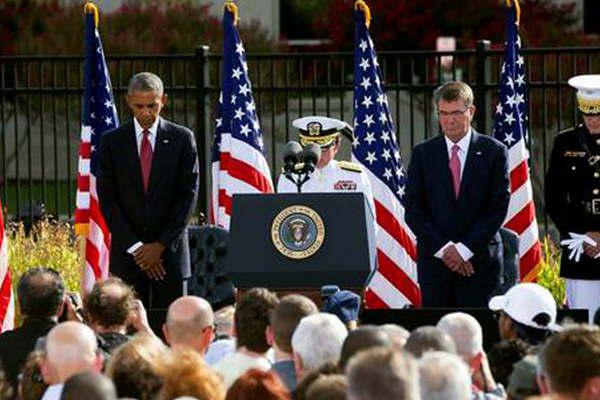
[476,151,482,155]
[162,139,170,144]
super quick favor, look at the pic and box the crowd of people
[0,267,599,400]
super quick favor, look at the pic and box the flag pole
[354,0,371,28]
[224,0,239,26]
[84,2,99,28]
[506,0,521,26]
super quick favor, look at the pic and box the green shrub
[8,220,81,321]
[537,236,566,307]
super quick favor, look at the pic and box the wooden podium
[226,193,376,302]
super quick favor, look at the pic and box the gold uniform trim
[577,96,600,115]
[338,161,363,173]
[299,132,339,146]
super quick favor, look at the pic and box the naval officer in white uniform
[277,116,375,217]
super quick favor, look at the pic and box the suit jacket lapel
[147,118,169,198]
[458,130,481,197]
[124,122,145,197]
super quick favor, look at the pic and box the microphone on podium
[301,143,321,174]
[282,141,303,174]
[280,141,321,193]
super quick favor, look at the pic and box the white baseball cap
[488,283,561,331]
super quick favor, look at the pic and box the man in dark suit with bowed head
[406,81,510,307]
[98,72,199,312]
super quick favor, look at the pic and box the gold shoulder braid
[338,161,363,173]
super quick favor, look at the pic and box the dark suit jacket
[406,130,510,289]
[97,118,199,284]
[0,317,56,389]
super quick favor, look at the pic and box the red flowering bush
[0,0,279,55]
[314,0,594,51]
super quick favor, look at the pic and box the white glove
[560,233,598,262]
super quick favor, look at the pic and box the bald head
[43,321,101,384]
[164,296,214,352]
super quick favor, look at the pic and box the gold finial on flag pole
[354,0,371,29]
[225,0,239,27]
[84,2,100,28]
[506,0,521,26]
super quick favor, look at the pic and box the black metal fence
[1,41,599,232]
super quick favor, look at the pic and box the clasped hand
[134,242,166,280]
[442,245,474,277]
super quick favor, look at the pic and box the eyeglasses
[438,108,470,118]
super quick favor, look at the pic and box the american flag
[210,3,273,230]
[74,5,116,292]
[0,200,14,332]
[492,2,541,282]
[352,2,421,307]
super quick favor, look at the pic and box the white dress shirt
[435,129,474,262]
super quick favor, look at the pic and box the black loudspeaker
[188,225,236,310]
[361,308,589,351]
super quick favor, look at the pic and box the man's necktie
[449,144,461,198]
[140,129,153,193]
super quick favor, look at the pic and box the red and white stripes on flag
[363,170,421,308]
[492,1,541,282]
[76,135,112,292]
[503,141,541,282]
[75,4,116,292]
[211,133,274,229]
[352,1,421,307]
[210,3,273,230]
[0,201,15,332]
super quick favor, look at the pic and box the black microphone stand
[283,143,320,193]
[283,164,311,193]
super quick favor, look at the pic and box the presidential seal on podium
[271,205,325,259]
